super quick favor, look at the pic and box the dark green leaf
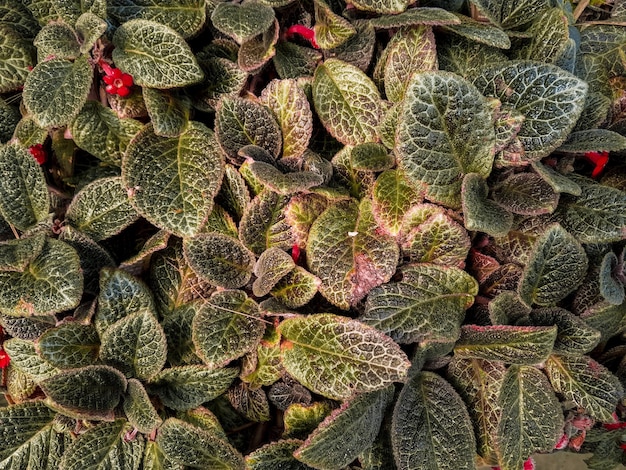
[211,1,275,44]
[270,267,321,309]
[143,88,191,138]
[462,173,513,237]
[558,129,626,153]
[492,173,559,215]
[368,8,461,28]
[37,322,99,369]
[512,8,569,63]
[3,338,58,381]
[123,378,162,434]
[0,25,34,93]
[33,22,80,61]
[529,307,601,356]
[313,0,355,49]
[443,14,511,49]
[253,247,295,297]
[247,440,314,470]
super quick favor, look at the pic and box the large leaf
[307,198,398,309]
[112,19,203,88]
[368,8,461,28]
[0,25,34,93]
[141,88,191,138]
[492,173,559,216]
[211,1,274,44]
[37,322,100,369]
[278,313,410,400]
[513,8,569,64]
[396,71,496,208]
[0,143,50,231]
[518,224,588,306]
[3,338,58,382]
[313,59,382,145]
[23,56,92,128]
[472,61,588,161]
[529,307,601,356]
[391,372,476,469]
[443,14,511,49]
[362,264,478,345]
[59,419,144,470]
[33,22,80,61]
[122,122,224,237]
[0,2,39,39]
[495,365,563,470]
[546,355,624,422]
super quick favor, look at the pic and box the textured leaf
[492,173,559,215]
[59,419,144,470]
[143,88,190,138]
[350,0,408,14]
[66,177,139,241]
[143,440,183,470]
[0,239,82,317]
[454,325,557,365]
[0,233,44,272]
[558,129,626,153]
[203,204,238,238]
[283,402,333,439]
[529,307,601,356]
[118,229,171,276]
[193,57,248,112]
[599,252,625,305]
[4,338,58,384]
[0,143,50,231]
[371,169,422,237]
[112,19,203,88]
[514,8,569,64]
[362,264,478,344]
[546,355,624,422]
[76,12,107,54]
[279,313,410,400]
[313,59,382,146]
[0,314,55,341]
[23,56,92,128]
[216,164,250,222]
[123,122,224,237]
[350,143,394,172]
[437,35,507,81]
[313,0,355,50]
[273,42,322,79]
[99,310,167,380]
[211,1,274,44]
[495,365,563,470]
[253,247,295,297]
[162,301,202,366]
[147,365,238,410]
[443,14,511,49]
[247,440,314,470]
[307,198,398,309]
[241,327,283,388]
[37,323,99,369]
[581,301,626,343]
[123,378,162,434]
[0,25,34,93]
[156,418,245,469]
[396,72,496,209]
[531,162,582,196]
[579,24,626,77]
[184,233,255,289]
[237,18,278,73]
[0,100,20,144]
[368,8,461,28]
[247,162,324,195]
[468,0,550,29]
[33,22,80,61]
[325,19,375,72]
[192,290,265,368]
[461,173,513,237]
[0,1,39,39]
[472,61,588,161]
[107,0,206,38]
[270,267,321,309]
[518,224,588,306]
[391,372,476,470]
[40,365,127,420]
[228,382,270,422]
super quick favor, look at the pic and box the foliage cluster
[0,0,625,469]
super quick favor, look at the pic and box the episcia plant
[0,0,626,469]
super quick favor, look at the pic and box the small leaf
[237,18,278,73]
[546,355,624,422]
[123,122,224,237]
[362,264,478,344]
[443,14,511,49]
[211,1,275,45]
[529,307,601,356]
[147,365,238,410]
[143,88,191,138]
[454,325,557,365]
[247,439,313,470]
[278,313,410,400]
[123,378,162,434]
[326,19,375,72]
[76,12,107,54]
[193,56,248,112]
[216,164,250,222]
[492,173,559,215]
[228,382,270,422]
[3,337,58,381]
[514,8,569,64]
[270,266,321,309]
[295,386,393,470]
[371,169,422,237]
[0,25,34,93]
[37,322,99,369]
[391,372,476,470]
[518,224,588,306]
[0,233,44,272]
[253,247,295,297]
[143,440,183,470]
[33,22,80,61]
[313,59,382,146]
[368,8,461,28]
[113,19,203,88]
[461,173,513,237]
[247,161,324,195]
[162,301,202,366]
[273,42,321,79]
[469,0,550,29]
[558,129,626,153]
[119,229,171,276]
[350,143,394,172]
[314,0,356,49]
[531,162,582,196]
[599,252,625,305]
[192,290,265,368]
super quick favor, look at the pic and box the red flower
[28,144,47,165]
[583,151,609,179]
[291,244,301,264]
[603,421,626,431]
[285,24,320,49]
[0,349,10,368]
[101,62,134,97]
[554,433,569,450]
[523,457,535,470]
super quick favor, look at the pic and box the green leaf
[368,8,461,28]
[273,42,322,79]
[443,14,511,49]
[143,88,191,138]
[0,1,39,39]
[468,0,550,29]
[461,173,513,237]
[495,365,563,470]
[313,0,355,49]
[492,173,559,215]
[307,198,399,309]
[350,143,394,172]
[327,19,375,72]
[270,267,321,309]
[237,18,278,73]
[40,365,127,420]
[0,25,34,93]
[247,440,314,470]
[147,365,238,410]
[107,0,206,38]
[362,264,478,344]
[192,290,265,368]
[143,440,183,470]
[279,313,410,400]
[123,121,224,237]
[0,238,82,317]
[33,22,80,61]
[283,402,334,439]
[156,418,245,469]
[228,382,270,422]
[295,386,393,469]
[0,233,44,272]
[0,314,55,341]
[391,372,476,470]
[579,24,626,77]
[37,322,99,369]
[119,229,171,276]
[112,19,203,88]
[437,34,508,80]
[184,233,255,289]
[193,57,249,112]
[599,252,625,305]
[23,56,92,128]
[313,59,382,146]
[3,338,59,381]
[472,61,588,161]
[531,162,582,196]
[99,310,167,380]
[529,307,601,356]
[349,0,408,13]
[546,355,624,422]
[247,162,324,195]
[518,224,588,306]
[513,8,569,64]
[558,129,626,153]
[123,378,162,434]
[162,301,202,366]
[454,325,557,365]
[0,143,50,231]
[211,1,274,44]
[59,419,144,470]
[217,164,250,221]
[581,301,626,343]
[396,72,496,209]
[253,247,295,297]
[76,12,107,54]
[371,169,422,237]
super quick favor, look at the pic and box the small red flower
[603,421,626,431]
[28,144,47,165]
[291,244,301,264]
[523,457,535,470]
[554,433,569,450]
[285,24,320,49]
[101,61,134,97]
[583,151,609,179]
[0,349,10,368]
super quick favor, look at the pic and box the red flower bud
[286,24,320,49]
[291,244,301,264]
[28,144,47,165]
[0,349,10,368]
[583,151,609,179]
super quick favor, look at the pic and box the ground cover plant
[0,0,625,469]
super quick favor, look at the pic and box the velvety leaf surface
[349,0,408,14]
[350,143,394,172]
[237,19,279,73]
[362,264,478,345]
[443,14,511,49]
[518,224,588,306]
[112,19,203,88]
[0,234,44,272]
[123,378,162,434]
[396,72,496,208]
[279,313,410,400]
[228,382,270,422]
[514,8,569,63]
[143,88,190,138]
[313,0,356,50]
[531,162,582,196]
[492,173,559,215]
[529,307,601,356]
[123,122,224,237]
[313,59,382,145]
[469,0,549,28]
[270,266,321,309]
[253,247,295,297]
[0,1,39,39]
[194,56,248,112]
[391,372,476,469]
[371,169,421,236]
[37,323,100,369]
[461,173,513,237]
[211,1,274,44]
[295,386,392,469]
[272,42,321,79]
[599,252,625,305]
[283,402,334,439]
[76,12,107,54]
[368,8,460,28]
[247,161,324,195]
[558,129,626,153]
[307,198,398,309]
[33,22,80,61]
[3,338,59,382]
[247,439,314,470]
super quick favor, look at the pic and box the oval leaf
[37,322,100,369]
[372,169,422,236]
[211,1,275,44]
[123,378,162,434]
